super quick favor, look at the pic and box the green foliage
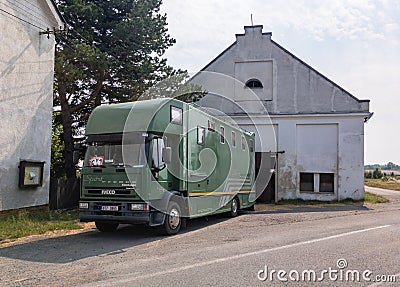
[51,112,66,178]
[55,0,178,116]
[373,168,383,179]
[365,162,400,170]
[53,0,182,178]
[364,171,372,179]
[0,210,81,243]
[364,192,389,204]
[385,162,399,170]
[140,71,207,102]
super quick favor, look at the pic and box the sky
[160,0,400,165]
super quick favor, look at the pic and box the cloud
[162,0,400,72]
[161,0,400,164]
[254,0,389,41]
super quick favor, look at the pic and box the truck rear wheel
[230,197,239,217]
[162,202,181,235]
[95,221,119,232]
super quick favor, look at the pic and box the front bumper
[79,201,165,226]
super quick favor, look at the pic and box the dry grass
[0,209,82,244]
[365,178,400,191]
[364,192,389,203]
[270,191,388,206]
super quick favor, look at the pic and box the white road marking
[82,225,391,286]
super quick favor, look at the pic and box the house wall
[192,25,370,201]
[0,0,59,210]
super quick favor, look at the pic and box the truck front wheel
[162,202,181,235]
[95,221,119,232]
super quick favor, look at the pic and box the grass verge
[365,178,400,191]
[363,191,389,204]
[0,209,82,244]
[276,191,388,205]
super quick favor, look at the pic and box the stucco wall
[192,25,369,201]
[0,0,59,210]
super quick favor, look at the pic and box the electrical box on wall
[18,160,45,188]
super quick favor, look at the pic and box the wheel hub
[168,208,180,229]
[232,199,238,213]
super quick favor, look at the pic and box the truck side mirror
[162,147,172,164]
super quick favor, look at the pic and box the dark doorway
[255,152,276,203]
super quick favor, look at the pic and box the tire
[230,197,239,217]
[95,221,119,232]
[162,202,181,235]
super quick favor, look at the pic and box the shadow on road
[0,214,229,264]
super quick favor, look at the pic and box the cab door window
[152,138,165,169]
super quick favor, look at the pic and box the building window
[320,173,334,192]
[245,79,263,88]
[231,131,236,148]
[220,126,225,144]
[300,173,314,192]
[241,135,246,151]
[170,106,183,125]
[197,126,205,145]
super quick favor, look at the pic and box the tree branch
[69,70,105,113]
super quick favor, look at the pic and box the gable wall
[192,26,369,201]
[194,26,369,116]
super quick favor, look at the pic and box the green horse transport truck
[79,98,255,235]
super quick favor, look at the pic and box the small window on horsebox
[249,139,254,152]
[170,106,183,125]
[208,120,215,131]
[197,126,206,145]
[231,131,236,148]
[241,135,246,151]
[220,126,225,144]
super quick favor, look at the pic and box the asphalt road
[0,188,399,287]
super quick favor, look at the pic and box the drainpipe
[271,151,285,203]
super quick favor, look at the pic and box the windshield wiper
[108,163,133,168]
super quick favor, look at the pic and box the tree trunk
[59,87,76,181]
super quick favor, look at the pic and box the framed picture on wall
[19,160,45,188]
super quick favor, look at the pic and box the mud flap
[149,212,166,226]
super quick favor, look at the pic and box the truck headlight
[130,203,148,211]
[79,202,89,209]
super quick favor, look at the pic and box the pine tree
[54,0,178,180]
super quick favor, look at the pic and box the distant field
[365,169,400,176]
[365,178,400,191]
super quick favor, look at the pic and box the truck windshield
[84,142,148,168]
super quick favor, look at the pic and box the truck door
[187,120,208,194]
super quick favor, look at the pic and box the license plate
[100,205,119,211]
